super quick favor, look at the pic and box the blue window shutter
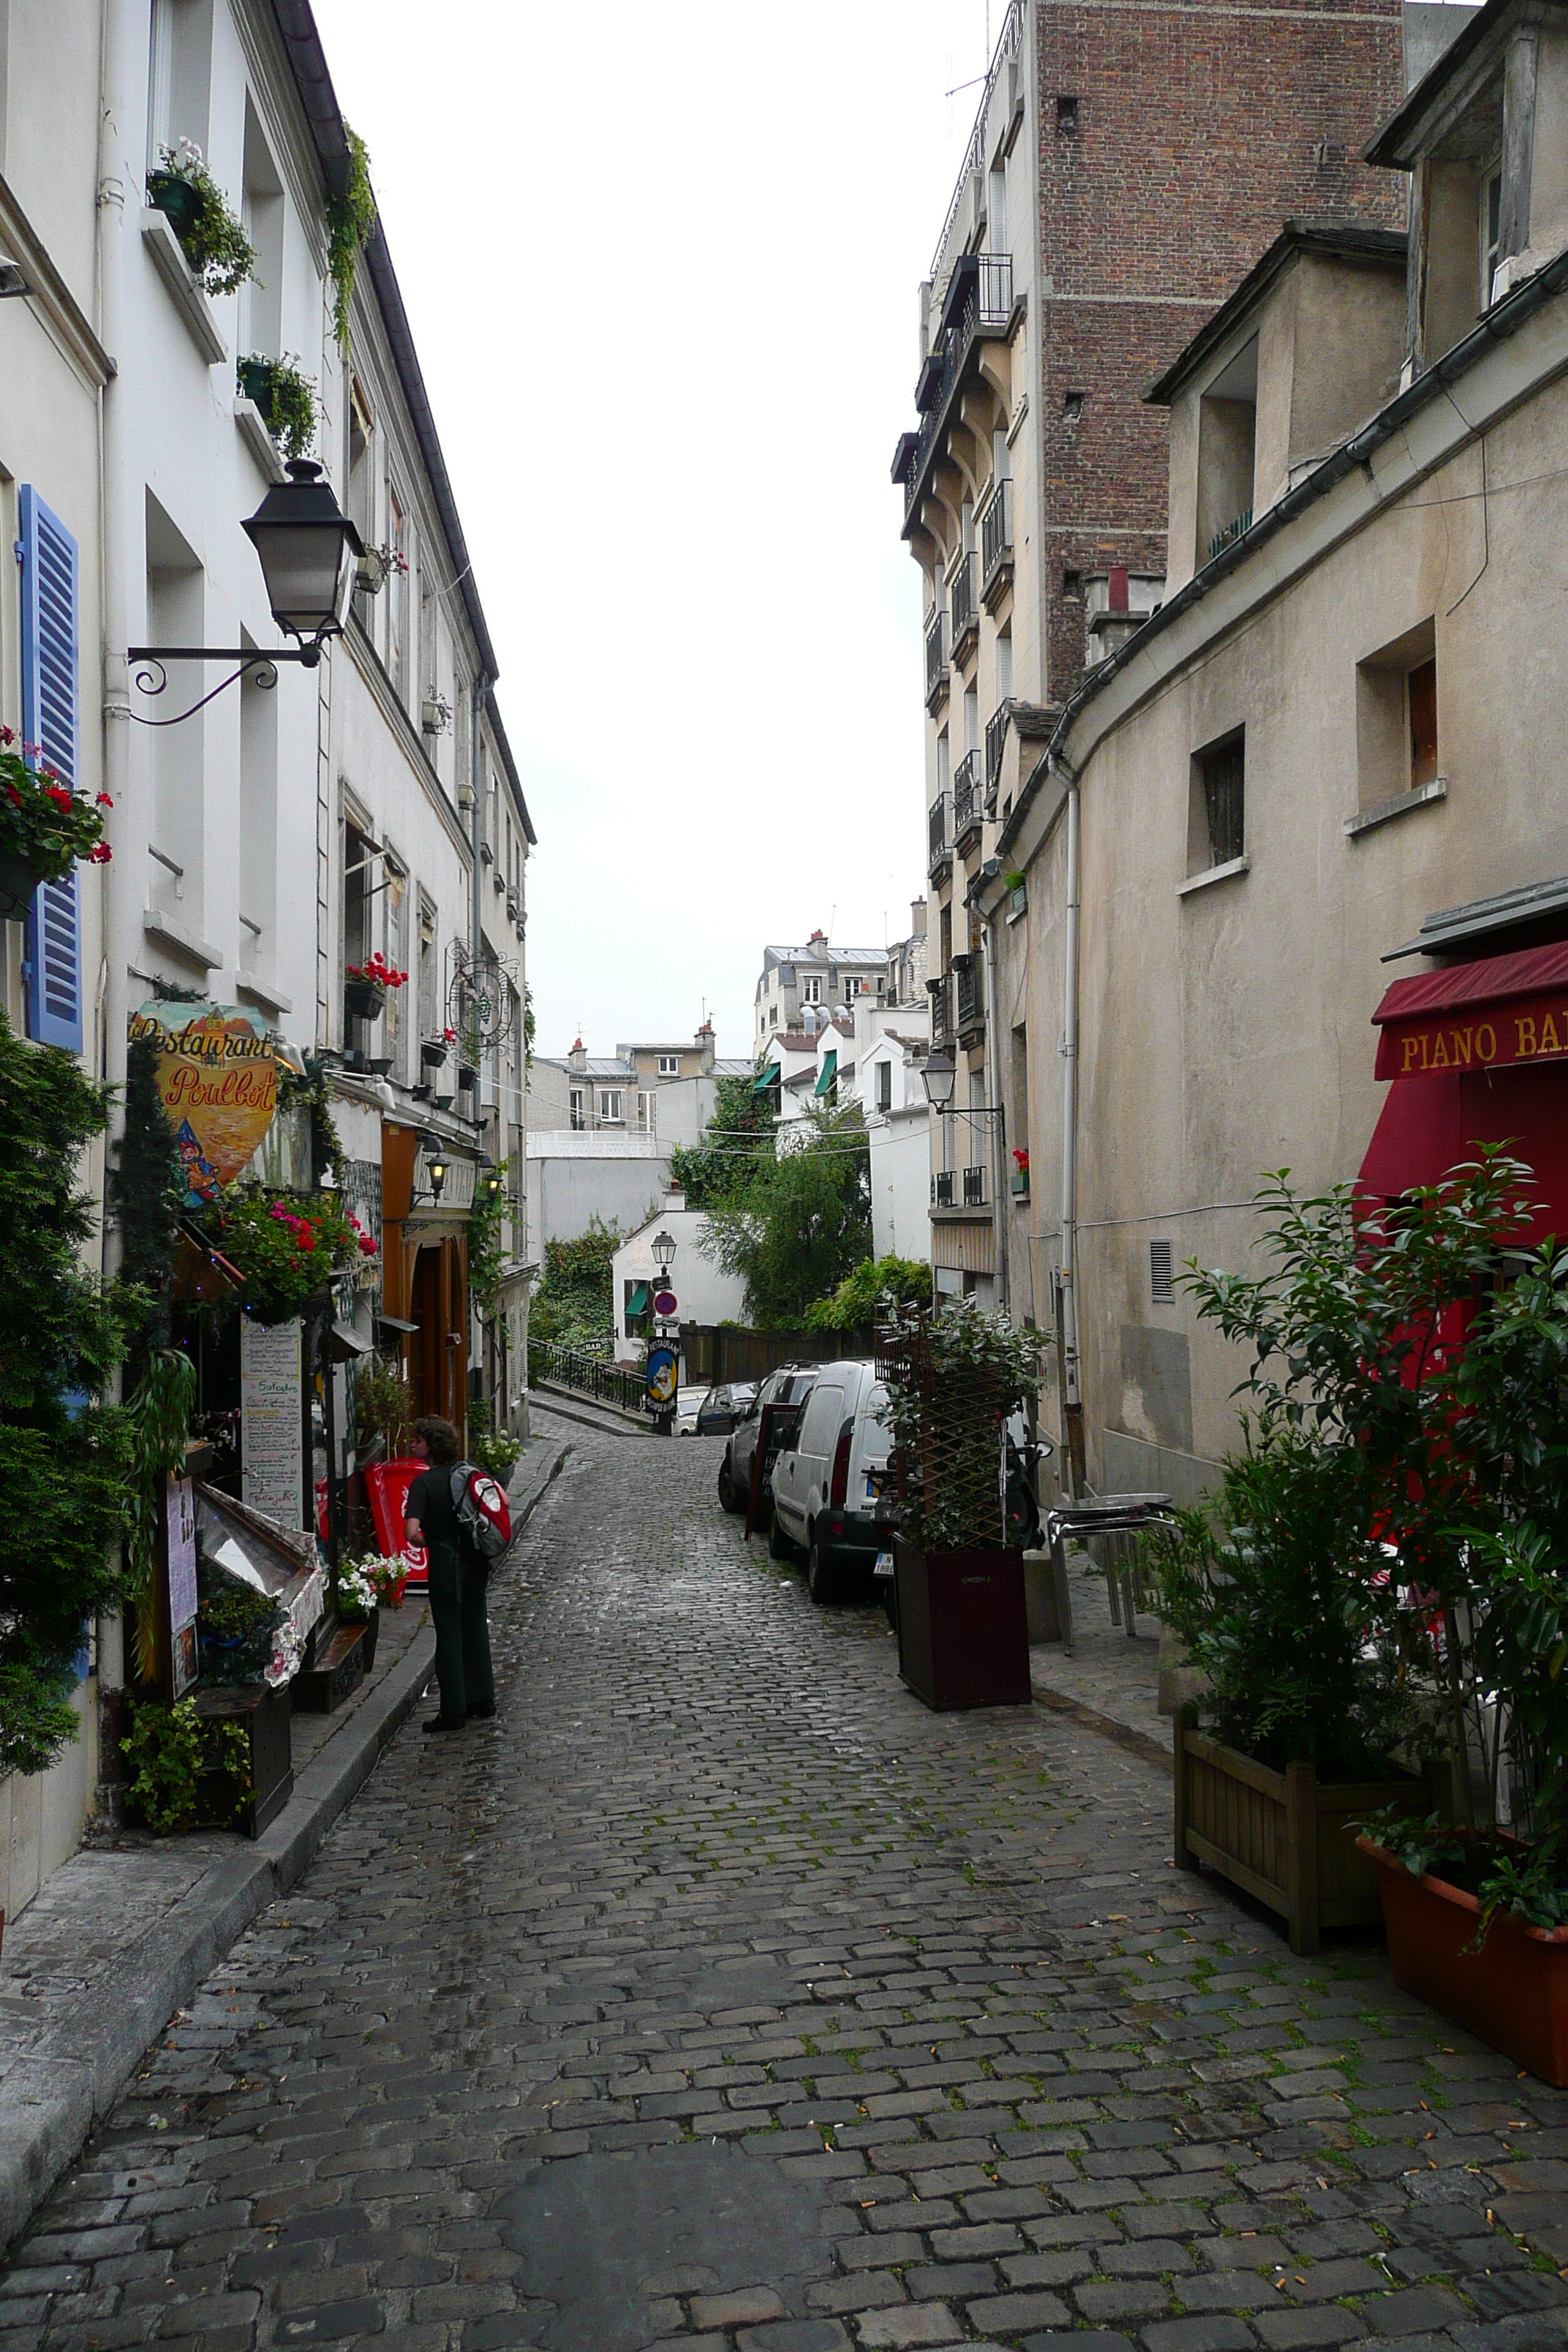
[19,485,82,1052]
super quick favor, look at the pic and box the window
[1056,94,1079,136]
[148,0,212,167]
[1062,568,1083,600]
[388,485,408,696]
[569,1088,585,1131]
[798,1383,845,1458]
[803,976,823,1005]
[1196,338,1257,565]
[657,1053,679,1075]
[1063,391,1084,425]
[241,99,283,361]
[1355,619,1439,812]
[844,976,864,1000]
[1482,167,1502,306]
[1150,1239,1175,1305]
[599,1089,622,1123]
[875,1060,893,1113]
[1191,730,1245,872]
[769,1006,779,1027]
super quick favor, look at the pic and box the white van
[769,1359,893,1600]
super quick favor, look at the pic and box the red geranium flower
[88,843,112,863]
[45,785,72,810]
[96,791,113,807]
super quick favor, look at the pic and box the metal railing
[949,550,978,648]
[954,748,983,836]
[928,791,951,866]
[963,1164,987,1207]
[927,971,952,1044]
[932,1169,956,1208]
[927,1,1025,282]
[903,255,1015,511]
[1208,508,1253,561]
[528,1339,647,1415]
[980,475,1013,590]
[984,700,1013,801]
[955,954,984,1034]
[924,606,946,699]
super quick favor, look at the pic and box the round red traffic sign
[652,1289,677,1317]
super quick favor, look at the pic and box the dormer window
[1196,338,1257,566]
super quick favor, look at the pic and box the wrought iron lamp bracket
[125,644,315,728]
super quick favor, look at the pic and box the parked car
[696,1381,757,1436]
[674,1384,709,1435]
[768,1359,893,1602]
[716,1365,820,1518]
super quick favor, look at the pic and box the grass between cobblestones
[3,1431,1568,2351]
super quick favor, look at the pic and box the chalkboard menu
[241,1317,304,1529]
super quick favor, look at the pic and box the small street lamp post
[647,1228,679,1437]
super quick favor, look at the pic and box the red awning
[1371,941,1568,1081]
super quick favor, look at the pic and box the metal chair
[1041,1492,1176,1654]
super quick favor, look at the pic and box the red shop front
[1360,941,1568,1232]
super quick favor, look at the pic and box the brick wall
[1038,0,1406,696]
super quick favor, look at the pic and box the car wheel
[768,1507,795,1560]
[717,1458,742,1515]
[807,1530,838,1603]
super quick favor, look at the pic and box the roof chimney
[909,897,927,938]
[568,1039,586,1071]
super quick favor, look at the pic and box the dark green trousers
[427,1542,494,1721]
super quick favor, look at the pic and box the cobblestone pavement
[6,1430,1568,2352]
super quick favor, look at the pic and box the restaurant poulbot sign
[129,1001,278,1207]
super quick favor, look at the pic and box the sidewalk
[1029,1540,1173,1769]
[0,1430,569,2257]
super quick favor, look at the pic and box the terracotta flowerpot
[1359,1836,1568,2084]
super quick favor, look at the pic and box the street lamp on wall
[129,461,364,727]
[421,1142,449,1205]
[650,1229,676,1275]
[921,1047,958,1113]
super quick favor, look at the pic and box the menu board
[166,1474,198,1697]
[241,1317,304,1528]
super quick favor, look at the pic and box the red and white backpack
[449,1463,513,1560]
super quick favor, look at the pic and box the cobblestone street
[7,1430,1568,2352]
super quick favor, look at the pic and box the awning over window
[753,1065,780,1092]
[814,1049,837,1098]
[1372,941,1568,1081]
[627,1282,649,1316]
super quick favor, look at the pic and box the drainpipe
[1058,758,1086,1499]
[980,908,1009,1314]
[470,672,490,1419]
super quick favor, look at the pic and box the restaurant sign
[1375,991,1568,1082]
[129,1001,278,1206]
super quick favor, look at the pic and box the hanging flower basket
[208,1189,372,1324]
[456,1062,478,1093]
[0,731,110,920]
[344,951,406,1025]
[421,1039,449,1068]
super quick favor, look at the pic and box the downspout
[470,671,490,1418]
[980,908,1009,1313]
[1058,758,1086,1498]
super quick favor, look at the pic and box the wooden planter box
[193,1682,293,1839]
[1359,1837,1568,2084]
[292,1620,366,1713]
[1174,1705,1427,1955]
[894,1535,1030,1711]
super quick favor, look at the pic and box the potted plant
[0,728,110,916]
[1162,1156,1550,1958]
[422,1025,454,1069]
[146,141,256,298]
[1010,1146,1030,1198]
[336,1555,382,1669]
[878,1300,1038,1711]
[344,949,407,1025]
[354,541,407,598]
[211,1188,373,1324]
[1004,868,1028,916]
[235,353,317,460]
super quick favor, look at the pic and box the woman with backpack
[404,1414,497,1733]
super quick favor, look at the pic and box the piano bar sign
[129,1001,278,1206]
[1375,992,1568,1081]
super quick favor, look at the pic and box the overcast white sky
[312,0,1000,1062]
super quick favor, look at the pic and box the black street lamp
[650,1229,676,1276]
[921,1047,958,1112]
[129,460,365,725]
[421,1142,449,1205]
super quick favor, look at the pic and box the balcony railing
[980,475,1013,594]
[528,1339,648,1417]
[962,1164,987,1207]
[949,550,978,652]
[927,971,952,1045]
[984,700,1013,802]
[928,791,951,870]
[932,1169,956,1208]
[924,606,946,703]
[954,749,983,839]
[954,953,984,1035]
[901,253,1015,512]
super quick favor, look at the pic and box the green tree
[700,1109,872,1328]
[804,1254,932,1331]
[0,1014,134,1774]
[529,1216,622,1353]
[668,1066,776,1210]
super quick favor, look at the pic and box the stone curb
[1031,1678,1174,1776]
[0,1437,571,2260]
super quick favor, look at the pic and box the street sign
[652,1289,677,1318]
[646,1345,678,1404]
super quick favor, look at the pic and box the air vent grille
[1150,1238,1175,1305]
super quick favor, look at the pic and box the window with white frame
[599,1089,622,1123]
[803,976,823,1004]
[657,1053,679,1075]
[570,1088,585,1131]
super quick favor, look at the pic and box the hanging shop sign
[129,1000,278,1206]
[646,1345,679,1405]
